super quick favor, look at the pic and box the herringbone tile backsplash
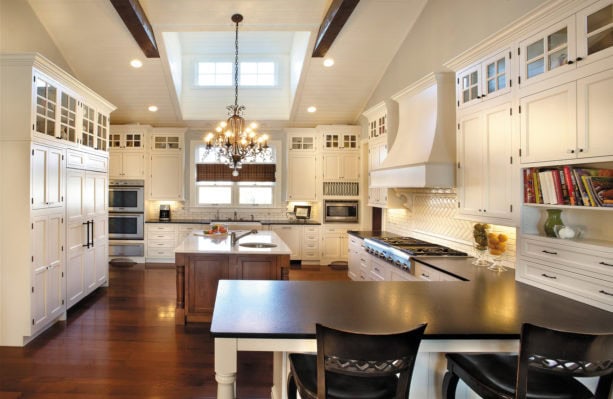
[386,190,517,268]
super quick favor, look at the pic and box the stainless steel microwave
[324,200,359,223]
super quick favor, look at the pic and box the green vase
[543,209,564,237]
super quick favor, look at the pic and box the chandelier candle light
[203,14,271,176]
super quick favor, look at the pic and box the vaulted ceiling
[27,0,428,130]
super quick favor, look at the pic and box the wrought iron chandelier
[203,13,271,177]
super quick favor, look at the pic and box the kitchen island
[174,230,291,324]
[211,257,613,399]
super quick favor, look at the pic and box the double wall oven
[109,180,145,257]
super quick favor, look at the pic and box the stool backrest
[516,323,613,399]
[316,323,427,399]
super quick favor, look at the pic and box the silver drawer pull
[541,273,557,279]
[599,261,613,267]
[374,268,380,273]
[599,290,613,296]
[542,250,558,255]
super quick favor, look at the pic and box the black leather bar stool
[287,323,427,399]
[442,323,613,399]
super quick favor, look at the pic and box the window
[196,61,276,87]
[197,62,233,86]
[192,142,279,207]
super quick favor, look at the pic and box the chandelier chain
[234,18,239,108]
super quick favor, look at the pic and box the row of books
[523,166,613,207]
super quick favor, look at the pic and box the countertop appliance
[324,200,358,223]
[159,204,171,222]
[362,236,467,274]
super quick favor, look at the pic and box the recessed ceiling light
[130,59,143,68]
[307,106,317,113]
[148,105,158,112]
[323,58,335,67]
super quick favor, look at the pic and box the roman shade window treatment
[196,163,276,182]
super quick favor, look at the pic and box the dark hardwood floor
[0,264,348,399]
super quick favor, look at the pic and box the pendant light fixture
[203,13,271,176]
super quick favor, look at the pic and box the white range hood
[370,72,456,188]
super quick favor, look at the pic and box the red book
[523,168,535,203]
[562,166,576,205]
[551,169,564,205]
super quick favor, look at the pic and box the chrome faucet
[234,211,237,221]
[231,229,258,246]
[215,209,220,220]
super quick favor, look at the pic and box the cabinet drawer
[147,248,175,258]
[86,154,108,172]
[302,250,320,259]
[303,242,319,251]
[414,263,459,281]
[520,237,613,278]
[522,260,613,307]
[304,233,320,241]
[370,262,390,280]
[147,240,175,248]
[148,232,175,240]
[304,226,319,234]
[147,224,176,233]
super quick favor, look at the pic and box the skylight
[196,61,276,87]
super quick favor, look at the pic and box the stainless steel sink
[238,242,277,248]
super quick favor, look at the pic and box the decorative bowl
[553,225,582,240]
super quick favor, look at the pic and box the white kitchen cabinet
[109,126,146,150]
[301,225,321,264]
[457,49,512,108]
[287,130,318,151]
[149,153,184,200]
[576,0,613,67]
[347,235,363,280]
[65,167,108,308]
[287,153,318,201]
[321,226,350,265]
[151,132,183,151]
[520,68,613,164]
[322,153,359,181]
[457,100,514,223]
[0,54,114,346]
[317,125,360,151]
[109,152,145,179]
[517,234,613,311]
[146,223,177,262]
[31,212,65,333]
[31,143,64,210]
[270,225,302,260]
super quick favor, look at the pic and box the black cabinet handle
[600,261,613,267]
[576,57,583,62]
[83,221,90,248]
[542,250,558,255]
[567,60,574,64]
[541,273,557,279]
[421,273,430,279]
[599,290,613,297]
[91,220,94,247]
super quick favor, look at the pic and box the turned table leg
[215,338,237,399]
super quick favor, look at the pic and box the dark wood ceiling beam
[110,0,159,58]
[312,0,360,57]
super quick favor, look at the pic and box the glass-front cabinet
[34,76,57,137]
[457,49,511,108]
[577,0,613,65]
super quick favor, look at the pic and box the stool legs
[442,371,459,399]
[287,371,297,399]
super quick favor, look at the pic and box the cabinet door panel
[577,68,613,158]
[341,153,359,180]
[288,155,317,200]
[93,173,108,216]
[122,152,145,178]
[108,154,123,178]
[231,256,277,280]
[150,153,182,199]
[458,112,483,216]
[520,82,577,163]
[46,147,63,206]
[66,170,85,224]
[187,257,229,315]
[484,104,513,219]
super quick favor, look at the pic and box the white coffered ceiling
[27,0,428,129]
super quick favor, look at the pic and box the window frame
[194,57,279,88]
[190,139,282,208]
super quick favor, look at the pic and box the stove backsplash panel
[385,191,516,269]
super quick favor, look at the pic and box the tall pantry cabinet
[0,53,115,346]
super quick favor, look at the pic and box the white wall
[0,0,72,73]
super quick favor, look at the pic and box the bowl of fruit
[472,223,491,266]
[486,231,509,272]
[204,224,228,236]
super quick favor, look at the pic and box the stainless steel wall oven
[109,179,145,244]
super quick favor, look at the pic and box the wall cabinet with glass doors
[457,49,512,108]
[518,0,613,88]
[148,128,186,200]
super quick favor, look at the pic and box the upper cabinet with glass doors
[32,70,113,152]
[457,49,512,108]
[519,0,613,87]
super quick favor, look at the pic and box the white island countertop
[174,230,292,255]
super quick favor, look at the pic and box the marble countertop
[174,230,292,255]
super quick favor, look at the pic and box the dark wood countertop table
[209,257,613,399]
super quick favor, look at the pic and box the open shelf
[523,203,612,211]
